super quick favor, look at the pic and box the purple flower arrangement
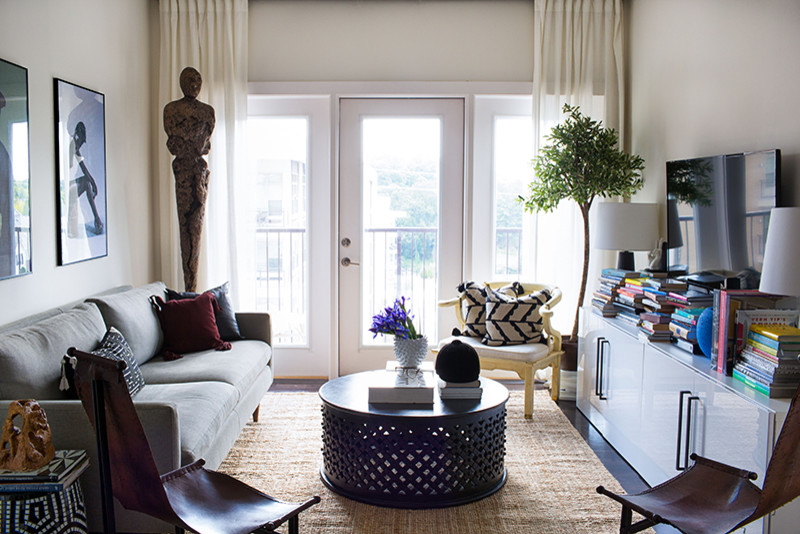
[369,297,421,340]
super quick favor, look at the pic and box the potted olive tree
[519,103,645,344]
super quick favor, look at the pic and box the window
[246,117,309,345]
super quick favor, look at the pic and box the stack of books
[369,364,435,404]
[593,269,641,318]
[639,310,672,342]
[732,324,800,398]
[0,450,88,493]
[438,378,483,400]
[669,307,704,354]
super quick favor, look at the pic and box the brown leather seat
[597,383,800,534]
[69,347,320,534]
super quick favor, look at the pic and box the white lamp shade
[759,207,800,297]
[594,202,659,251]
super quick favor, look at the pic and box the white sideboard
[577,307,799,534]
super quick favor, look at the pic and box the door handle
[676,390,692,471]
[340,257,360,267]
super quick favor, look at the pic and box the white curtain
[157,0,251,302]
[530,0,624,336]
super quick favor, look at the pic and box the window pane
[493,116,532,277]
[247,117,309,345]
[361,118,441,345]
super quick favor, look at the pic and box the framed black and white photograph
[0,58,32,279]
[54,78,107,265]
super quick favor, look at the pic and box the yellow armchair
[437,282,564,418]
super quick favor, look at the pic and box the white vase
[393,336,428,369]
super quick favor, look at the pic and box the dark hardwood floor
[270,377,651,496]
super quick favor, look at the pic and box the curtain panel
[530,0,624,335]
[157,0,250,301]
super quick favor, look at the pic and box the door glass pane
[493,116,532,277]
[361,118,440,345]
[247,117,309,345]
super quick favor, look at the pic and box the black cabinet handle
[684,396,700,469]
[595,337,606,397]
[598,339,610,400]
[675,390,692,471]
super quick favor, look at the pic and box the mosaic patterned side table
[320,370,508,508]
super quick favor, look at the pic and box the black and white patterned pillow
[92,327,146,397]
[482,286,551,346]
[458,281,524,337]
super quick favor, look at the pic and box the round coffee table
[319,370,508,508]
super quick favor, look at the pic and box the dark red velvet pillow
[150,293,231,360]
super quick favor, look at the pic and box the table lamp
[594,202,659,271]
[759,207,800,297]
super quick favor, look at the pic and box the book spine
[732,368,770,396]
[0,481,66,493]
[711,289,721,371]
[748,330,781,350]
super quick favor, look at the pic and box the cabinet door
[692,376,772,481]
[639,345,699,485]
[577,311,644,458]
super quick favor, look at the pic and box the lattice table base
[321,403,507,508]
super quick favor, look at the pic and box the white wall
[628,0,800,209]
[0,0,155,325]
[249,0,534,82]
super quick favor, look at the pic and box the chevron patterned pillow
[458,281,524,337]
[482,286,551,346]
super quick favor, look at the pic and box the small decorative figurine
[435,339,481,383]
[0,399,56,471]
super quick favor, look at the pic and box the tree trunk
[571,204,592,341]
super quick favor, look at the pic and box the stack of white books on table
[438,378,483,400]
[368,363,435,404]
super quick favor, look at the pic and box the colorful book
[0,450,87,482]
[750,324,800,343]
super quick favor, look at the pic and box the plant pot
[561,336,578,371]
[394,336,428,369]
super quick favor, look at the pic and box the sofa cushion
[151,294,231,359]
[166,282,243,341]
[0,302,106,399]
[87,282,166,366]
[91,327,145,397]
[139,340,271,399]
[483,286,551,346]
[133,381,239,465]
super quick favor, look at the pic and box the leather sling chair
[69,347,320,534]
[597,381,800,534]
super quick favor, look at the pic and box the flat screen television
[666,149,781,288]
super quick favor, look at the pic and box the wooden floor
[271,377,651,496]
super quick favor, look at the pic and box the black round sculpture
[435,339,481,383]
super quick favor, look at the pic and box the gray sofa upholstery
[0,282,273,533]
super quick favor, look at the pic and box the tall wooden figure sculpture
[163,67,215,292]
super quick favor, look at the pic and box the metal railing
[495,227,522,276]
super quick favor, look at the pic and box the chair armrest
[540,288,563,352]
[0,399,181,474]
[236,312,272,345]
[438,297,461,308]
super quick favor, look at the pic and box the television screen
[666,149,780,288]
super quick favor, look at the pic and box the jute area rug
[218,390,636,533]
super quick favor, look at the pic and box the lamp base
[616,251,635,272]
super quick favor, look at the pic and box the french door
[338,98,465,375]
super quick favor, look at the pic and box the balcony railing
[254,225,523,345]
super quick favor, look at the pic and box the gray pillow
[87,282,166,365]
[0,302,106,399]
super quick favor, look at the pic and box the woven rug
[219,390,630,533]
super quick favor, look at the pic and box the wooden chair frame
[438,282,564,418]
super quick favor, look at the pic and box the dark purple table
[319,370,508,508]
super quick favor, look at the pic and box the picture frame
[54,78,107,265]
[0,57,32,279]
